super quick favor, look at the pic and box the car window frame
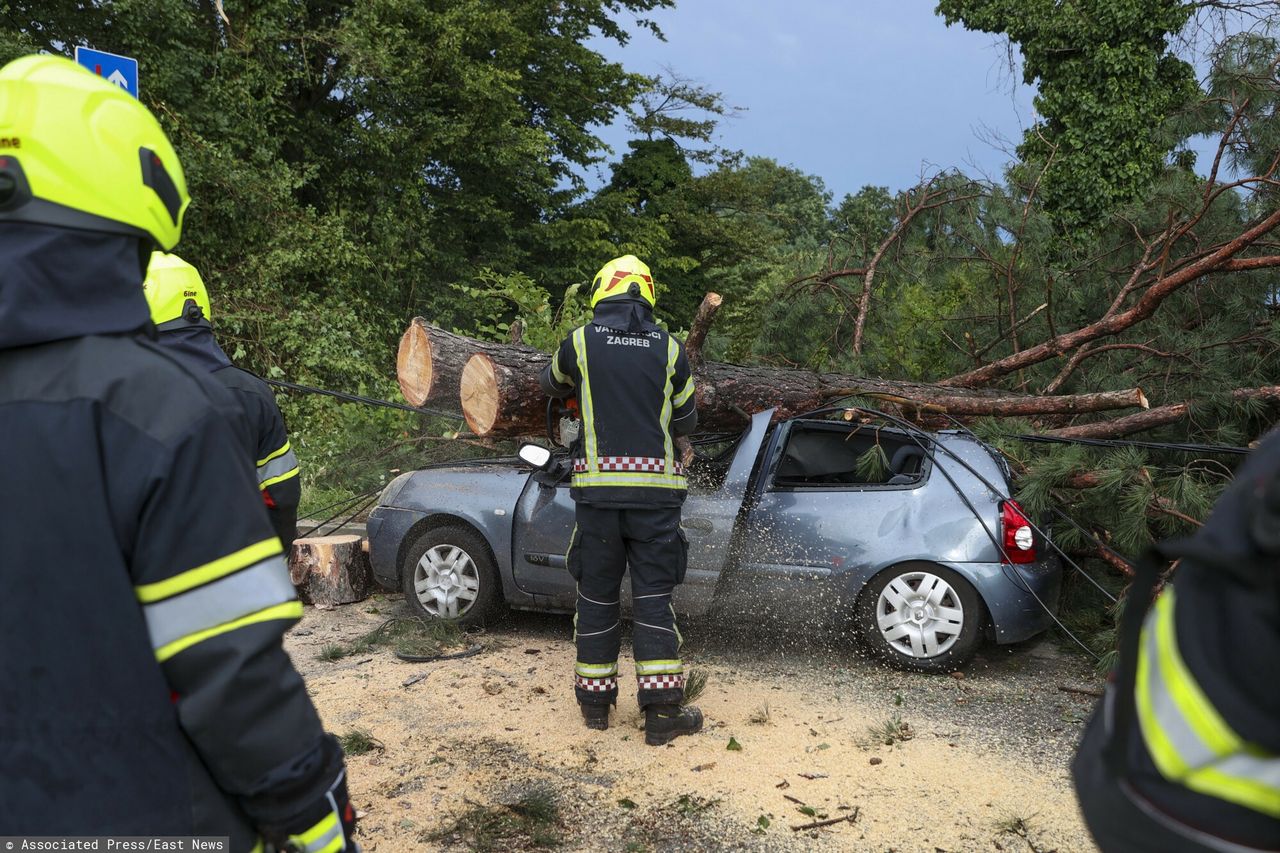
[764,419,933,494]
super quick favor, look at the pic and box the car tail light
[1001,500,1036,564]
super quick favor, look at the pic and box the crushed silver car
[366,409,1062,672]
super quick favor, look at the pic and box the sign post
[73,46,139,98]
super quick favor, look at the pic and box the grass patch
[321,618,468,662]
[682,668,708,705]
[317,643,347,662]
[748,703,771,724]
[994,811,1048,850]
[338,729,383,756]
[670,793,720,817]
[866,714,914,747]
[428,787,562,851]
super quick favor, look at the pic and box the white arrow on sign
[106,69,130,91]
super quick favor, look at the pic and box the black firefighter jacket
[540,297,697,508]
[0,224,341,848]
[156,326,301,550]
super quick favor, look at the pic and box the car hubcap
[414,545,480,619]
[875,571,964,658]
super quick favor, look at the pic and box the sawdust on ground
[288,598,1101,852]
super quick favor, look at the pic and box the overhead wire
[264,377,464,421]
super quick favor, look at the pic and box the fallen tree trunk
[396,318,539,408]
[460,348,550,436]
[289,534,372,606]
[453,342,1153,438]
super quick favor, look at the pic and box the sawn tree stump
[289,534,372,606]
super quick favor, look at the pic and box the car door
[719,419,935,614]
[509,410,773,615]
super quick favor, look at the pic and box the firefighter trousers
[567,504,688,708]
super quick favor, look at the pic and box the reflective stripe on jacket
[1135,586,1280,819]
[213,366,301,550]
[541,302,696,507]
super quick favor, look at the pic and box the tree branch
[942,207,1280,387]
[1045,385,1280,439]
[685,291,722,367]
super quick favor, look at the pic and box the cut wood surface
[396,318,537,408]
[289,534,372,606]
[395,317,434,407]
[461,349,551,436]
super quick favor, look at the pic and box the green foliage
[0,0,672,497]
[937,0,1199,229]
[338,729,383,756]
[454,270,590,350]
[866,715,914,747]
[682,667,708,705]
[855,442,891,483]
[429,787,562,851]
[670,794,719,816]
[316,643,347,662]
[343,617,467,660]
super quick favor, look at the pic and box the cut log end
[461,353,500,435]
[289,534,371,606]
[396,318,434,407]
[1137,388,1149,410]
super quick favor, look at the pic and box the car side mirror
[518,443,553,470]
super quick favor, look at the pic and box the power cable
[299,486,383,538]
[264,377,463,421]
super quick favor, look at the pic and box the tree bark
[289,534,371,606]
[925,388,1147,417]
[685,292,722,367]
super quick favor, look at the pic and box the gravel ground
[287,596,1103,852]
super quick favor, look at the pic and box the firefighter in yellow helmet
[0,55,356,850]
[539,255,703,744]
[1072,427,1280,852]
[144,252,302,550]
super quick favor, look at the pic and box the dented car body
[367,409,1062,671]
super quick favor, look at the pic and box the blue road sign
[74,46,139,98]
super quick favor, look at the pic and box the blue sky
[588,1,1038,201]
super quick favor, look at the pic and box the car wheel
[401,525,499,625]
[856,563,983,673]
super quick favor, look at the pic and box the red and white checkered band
[572,456,687,475]
[636,674,685,691]
[575,675,618,693]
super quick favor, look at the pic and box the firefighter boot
[580,703,610,731]
[644,704,703,746]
